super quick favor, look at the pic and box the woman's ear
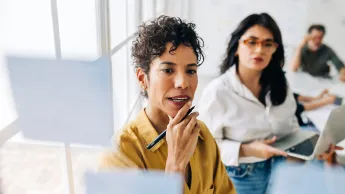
[136,68,147,90]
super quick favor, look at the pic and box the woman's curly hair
[131,15,205,75]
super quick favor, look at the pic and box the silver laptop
[272,105,345,160]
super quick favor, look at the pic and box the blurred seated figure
[293,89,343,126]
[290,24,345,81]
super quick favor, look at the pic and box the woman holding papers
[197,13,341,194]
[100,16,236,194]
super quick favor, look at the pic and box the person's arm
[329,49,345,72]
[290,36,310,72]
[297,95,316,102]
[340,68,345,82]
[302,95,336,111]
[329,48,345,82]
[290,45,304,72]
[165,102,200,177]
[297,89,329,102]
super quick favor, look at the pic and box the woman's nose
[174,73,189,89]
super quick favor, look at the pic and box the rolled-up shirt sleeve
[329,48,345,72]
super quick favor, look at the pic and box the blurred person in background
[293,89,343,127]
[198,13,342,194]
[100,16,236,194]
[290,24,345,81]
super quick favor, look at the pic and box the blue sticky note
[6,56,113,146]
[269,162,345,194]
[85,169,183,194]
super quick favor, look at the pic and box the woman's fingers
[264,136,277,145]
[191,123,201,136]
[170,101,192,125]
[184,112,199,134]
[178,112,198,128]
[317,144,341,164]
[267,146,288,157]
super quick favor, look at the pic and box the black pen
[146,106,195,150]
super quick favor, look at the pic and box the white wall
[190,0,345,76]
[164,0,191,19]
[57,0,99,59]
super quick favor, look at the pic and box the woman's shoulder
[100,121,146,169]
[113,121,142,146]
[202,74,232,97]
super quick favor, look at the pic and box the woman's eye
[187,70,197,74]
[162,69,173,74]
[248,41,257,45]
[264,42,273,47]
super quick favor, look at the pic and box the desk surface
[286,72,345,129]
[286,71,345,159]
[286,72,345,98]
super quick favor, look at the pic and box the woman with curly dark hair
[100,16,236,194]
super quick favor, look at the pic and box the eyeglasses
[240,38,278,53]
[311,36,323,41]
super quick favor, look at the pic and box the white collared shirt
[197,66,300,166]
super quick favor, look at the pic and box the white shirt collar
[225,65,264,104]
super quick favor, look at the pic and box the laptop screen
[286,134,320,156]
